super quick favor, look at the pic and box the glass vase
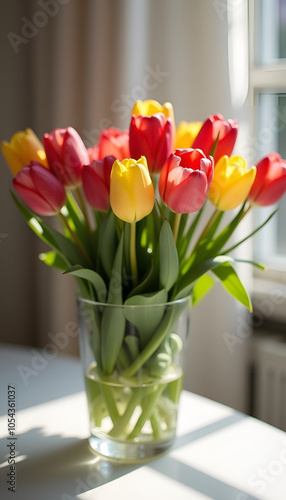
[77,295,191,462]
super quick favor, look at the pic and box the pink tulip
[13,162,66,216]
[82,156,115,211]
[129,114,174,173]
[248,152,286,206]
[43,127,89,188]
[159,149,214,213]
[192,114,238,163]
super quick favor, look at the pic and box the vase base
[88,434,174,463]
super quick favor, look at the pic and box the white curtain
[0,0,252,412]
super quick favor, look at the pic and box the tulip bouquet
[3,100,286,455]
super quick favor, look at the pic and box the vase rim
[76,294,191,309]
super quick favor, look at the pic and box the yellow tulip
[1,128,48,176]
[110,157,154,223]
[208,155,256,211]
[175,121,202,149]
[132,99,174,121]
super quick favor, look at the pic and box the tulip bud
[159,149,214,213]
[43,127,89,188]
[208,155,256,211]
[132,99,174,123]
[175,121,202,149]
[192,114,238,163]
[13,162,66,216]
[82,155,115,211]
[1,128,48,176]
[110,156,154,223]
[248,152,286,206]
[97,128,130,161]
[129,100,174,173]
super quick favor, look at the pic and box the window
[250,0,286,270]
[249,0,286,323]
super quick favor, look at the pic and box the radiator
[252,335,286,431]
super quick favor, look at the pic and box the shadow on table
[0,413,259,500]
[0,426,139,500]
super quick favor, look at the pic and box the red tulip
[82,156,115,211]
[248,152,286,206]
[192,114,238,163]
[97,128,130,161]
[87,144,99,162]
[43,127,89,188]
[129,114,174,173]
[159,149,214,213]
[13,162,66,216]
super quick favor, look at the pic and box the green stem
[193,208,221,249]
[121,306,176,378]
[100,384,120,425]
[150,411,163,440]
[76,186,92,233]
[127,384,166,440]
[108,386,152,438]
[130,222,138,287]
[172,213,182,245]
[58,212,93,267]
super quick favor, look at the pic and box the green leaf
[101,234,125,375]
[124,335,140,361]
[99,211,117,279]
[173,283,193,301]
[39,251,68,271]
[65,193,91,250]
[64,265,107,302]
[107,234,124,304]
[192,274,215,307]
[177,207,204,261]
[159,220,179,291]
[101,306,126,375]
[212,262,252,311]
[222,209,278,255]
[197,203,246,262]
[124,289,168,347]
[176,255,234,296]
[127,259,158,298]
[11,192,86,266]
[234,258,266,271]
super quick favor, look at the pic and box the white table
[0,344,285,500]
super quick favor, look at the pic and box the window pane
[277,95,286,253]
[280,0,286,59]
[254,93,286,259]
[256,0,286,64]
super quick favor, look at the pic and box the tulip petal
[13,183,56,215]
[211,167,256,211]
[167,168,208,213]
[251,175,286,206]
[1,142,24,176]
